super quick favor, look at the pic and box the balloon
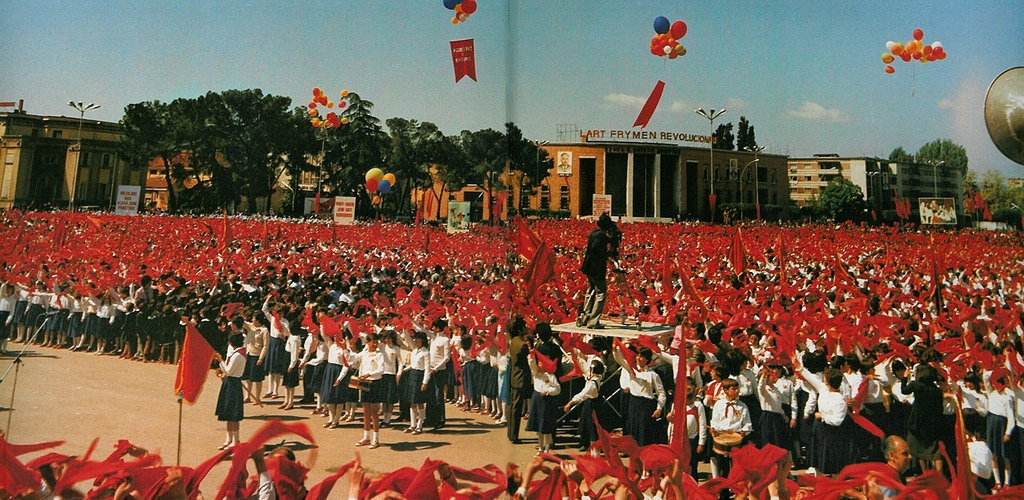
[885,41,895,51]
[308,108,319,117]
[913,28,923,41]
[311,118,321,128]
[458,13,467,21]
[373,195,381,204]
[650,44,662,56]
[931,41,942,49]
[884,65,895,74]
[366,178,379,192]
[308,102,317,109]
[312,87,321,97]
[891,43,903,56]
[462,0,477,14]
[881,53,895,64]
[653,16,669,34]
[451,16,459,24]
[443,0,459,10]
[922,45,933,57]
[338,101,347,109]
[341,117,350,124]
[327,101,334,109]
[454,3,463,14]
[383,173,396,185]
[663,45,672,55]
[670,20,687,39]
[936,51,946,60]
[900,52,912,62]
[365,168,384,182]
[912,51,921,60]
[341,89,349,97]
[378,179,392,194]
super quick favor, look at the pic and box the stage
[551,320,673,339]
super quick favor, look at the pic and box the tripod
[1,314,50,437]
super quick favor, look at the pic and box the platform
[551,320,673,339]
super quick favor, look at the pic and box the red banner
[450,39,477,82]
[632,80,665,129]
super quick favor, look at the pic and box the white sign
[333,196,356,225]
[114,185,141,215]
[593,194,612,217]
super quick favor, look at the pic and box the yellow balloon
[341,89,349,97]
[881,53,895,64]
[311,118,321,127]
[383,173,396,185]
[365,167,385,182]
[341,117,350,124]
[308,108,319,117]
[327,101,334,109]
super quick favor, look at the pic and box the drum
[348,378,370,392]
[712,431,744,456]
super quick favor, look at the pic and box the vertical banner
[593,194,612,217]
[450,39,477,82]
[333,196,356,225]
[114,185,141,215]
[632,80,666,129]
[447,201,471,233]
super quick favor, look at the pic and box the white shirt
[220,347,246,377]
[631,369,667,411]
[969,440,994,479]
[710,398,752,433]
[428,333,451,372]
[799,368,848,427]
[406,346,432,385]
[528,355,561,396]
[568,377,600,406]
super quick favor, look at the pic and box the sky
[2,1,1022,177]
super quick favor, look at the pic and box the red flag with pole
[523,241,555,300]
[174,322,216,405]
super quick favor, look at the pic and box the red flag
[709,193,718,223]
[729,227,746,275]
[174,322,216,405]
[523,240,555,300]
[424,190,435,219]
[491,190,507,222]
[632,80,666,129]
[661,250,673,301]
[218,211,232,253]
[532,349,557,374]
[450,38,477,82]
[677,264,709,321]
[513,216,542,261]
[313,191,321,214]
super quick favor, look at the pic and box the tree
[916,138,968,176]
[120,101,180,212]
[503,123,551,214]
[714,122,735,151]
[386,118,445,215]
[888,146,914,163]
[817,177,866,221]
[461,128,505,222]
[327,92,389,214]
[736,116,757,151]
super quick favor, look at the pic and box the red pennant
[450,38,477,82]
[632,80,666,129]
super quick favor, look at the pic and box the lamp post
[743,145,765,220]
[927,160,945,198]
[532,140,549,213]
[67,101,100,211]
[695,108,726,222]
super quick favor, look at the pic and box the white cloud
[787,101,850,123]
[669,99,697,113]
[725,98,748,112]
[602,93,646,108]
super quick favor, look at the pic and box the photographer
[577,213,621,329]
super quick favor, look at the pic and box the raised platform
[551,320,673,339]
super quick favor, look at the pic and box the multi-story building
[0,105,143,210]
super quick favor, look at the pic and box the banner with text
[450,39,477,82]
[114,185,141,215]
[593,194,612,217]
[333,196,356,225]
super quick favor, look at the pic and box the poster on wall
[556,151,573,177]
[447,201,471,233]
[919,197,957,225]
[333,196,356,225]
[593,194,612,217]
[114,185,141,215]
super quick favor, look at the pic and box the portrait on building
[447,201,471,233]
[556,151,572,177]
[919,197,957,225]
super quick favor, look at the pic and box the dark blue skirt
[66,312,83,338]
[215,376,244,422]
[480,364,498,398]
[23,303,44,327]
[0,311,9,339]
[379,373,398,404]
[577,399,598,444]
[987,413,1009,458]
[241,354,265,382]
[362,378,385,403]
[10,300,27,325]
[310,363,326,395]
[462,361,479,399]
[403,369,428,404]
[283,364,300,388]
[319,363,346,404]
[526,391,560,435]
[626,394,659,447]
[759,410,790,449]
[264,337,287,375]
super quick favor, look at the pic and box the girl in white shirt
[214,333,247,450]
[398,331,431,434]
[355,333,386,449]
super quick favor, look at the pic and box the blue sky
[3,1,1022,176]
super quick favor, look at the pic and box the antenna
[556,124,580,143]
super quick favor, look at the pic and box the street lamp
[532,140,549,213]
[695,108,726,222]
[927,160,945,197]
[743,145,765,220]
[68,100,100,211]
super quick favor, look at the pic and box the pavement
[0,341,543,494]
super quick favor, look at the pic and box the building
[787,154,963,220]
[0,106,143,210]
[524,141,790,221]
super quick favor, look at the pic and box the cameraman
[577,213,621,329]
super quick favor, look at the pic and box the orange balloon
[308,108,318,117]
[884,65,895,74]
[881,53,895,64]
[312,118,322,127]
[891,43,904,56]
[373,195,381,204]
[383,173,396,185]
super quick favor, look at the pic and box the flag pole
[177,392,183,466]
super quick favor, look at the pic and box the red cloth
[523,241,555,300]
[729,227,746,275]
[174,322,216,405]
[632,80,666,129]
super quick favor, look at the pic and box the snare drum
[712,431,744,456]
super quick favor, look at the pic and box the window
[540,185,549,209]
[770,170,777,184]
[52,130,62,139]
[559,185,569,211]
[101,153,113,168]
[79,152,91,167]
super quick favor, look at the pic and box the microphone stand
[1,311,54,437]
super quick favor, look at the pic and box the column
[625,151,634,218]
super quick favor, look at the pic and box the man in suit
[507,316,531,444]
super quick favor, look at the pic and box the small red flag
[523,240,555,300]
[513,216,542,261]
[729,227,746,275]
[632,80,666,129]
[174,322,216,405]
[450,38,477,82]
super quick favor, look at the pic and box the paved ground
[0,341,542,494]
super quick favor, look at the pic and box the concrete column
[625,152,634,218]
[653,154,661,219]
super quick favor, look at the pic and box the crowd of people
[3,210,1024,498]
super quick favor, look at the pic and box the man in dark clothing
[577,213,620,329]
[507,316,531,444]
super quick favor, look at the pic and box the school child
[214,333,246,450]
[563,359,605,452]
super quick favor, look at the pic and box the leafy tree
[888,146,914,163]
[916,138,968,176]
[327,92,389,212]
[817,177,866,221]
[736,116,757,151]
[503,123,550,214]
[461,128,505,222]
[714,122,735,151]
[120,101,181,212]
[427,134,474,219]
[386,118,445,215]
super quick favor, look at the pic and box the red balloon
[461,0,477,14]
[308,102,317,109]
[900,52,912,62]
[670,20,687,39]
[312,87,321,97]
[366,178,379,192]
[884,65,895,74]
[912,28,923,41]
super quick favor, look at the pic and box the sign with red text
[333,196,356,225]
[114,185,141,215]
[450,39,477,82]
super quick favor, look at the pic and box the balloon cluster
[365,168,397,205]
[882,28,946,74]
[308,87,351,129]
[443,0,477,24]
[650,16,687,59]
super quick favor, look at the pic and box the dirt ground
[1,341,541,495]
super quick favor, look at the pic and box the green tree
[817,177,866,221]
[714,122,735,151]
[916,138,969,176]
[119,101,180,212]
[888,146,914,163]
[327,92,389,213]
[503,123,551,214]
[461,128,505,222]
[386,118,445,215]
[736,116,757,151]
